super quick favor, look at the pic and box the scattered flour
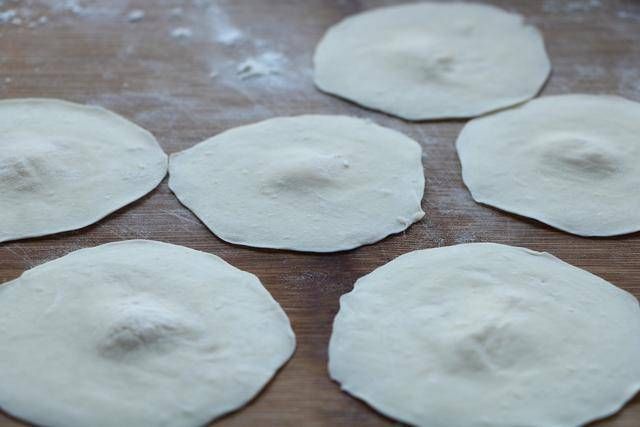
[0,9,16,23]
[574,64,607,80]
[236,52,286,80]
[454,229,477,244]
[59,0,84,15]
[617,67,640,98]
[208,4,243,45]
[126,9,145,23]
[28,16,48,28]
[170,27,193,39]
[617,10,640,21]
[0,7,48,28]
[543,0,602,13]
[169,7,183,19]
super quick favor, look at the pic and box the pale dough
[0,240,295,427]
[0,98,167,243]
[457,94,640,236]
[169,115,425,252]
[313,2,550,120]
[330,243,640,427]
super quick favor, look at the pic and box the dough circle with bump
[457,94,640,236]
[313,2,550,120]
[0,240,296,427]
[0,98,167,243]
[169,115,425,252]
[329,243,640,427]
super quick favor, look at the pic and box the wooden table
[1,0,639,426]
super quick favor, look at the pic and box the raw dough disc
[0,98,167,243]
[313,2,550,121]
[0,240,295,427]
[457,94,640,236]
[169,115,425,252]
[330,243,640,427]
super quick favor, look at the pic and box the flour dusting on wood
[208,3,243,45]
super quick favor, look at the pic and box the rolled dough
[0,240,295,427]
[313,2,550,120]
[0,98,168,243]
[457,94,640,236]
[169,115,425,252]
[330,243,640,427]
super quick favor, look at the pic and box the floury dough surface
[313,2,550,120]
[457,94,640,236]
[0,99,167,243]
[169,115,425,252]
[329,243,640,427]
[0,240,295,427]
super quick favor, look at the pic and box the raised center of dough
[438,289,535,374]
[98,300,193,359]
[374,32,458,80]
[0,139,61,192]
[448,321,530,373]
[261,150,350,194]
[539,136,621,178]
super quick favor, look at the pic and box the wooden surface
[1,0,639,426]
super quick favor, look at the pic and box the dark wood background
[1,0,639,425]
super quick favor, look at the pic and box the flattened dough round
[0,99,167,243]
[0,240,295,427]
[330,243,640,427]
[313,2,550,120]
[457,94,640,236]
[169,115,425,252]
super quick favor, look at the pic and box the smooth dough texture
[169,115,425,252]
[457,94,640,236]
[330,243,640,427]
[313,2,550,120]
[0,98,167,243]
[0,240,295,427]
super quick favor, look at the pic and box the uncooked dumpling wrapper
[457,94,640,236]
[169,115,425,252]
[0,240,295,427]
[313,2,550,120]
[0,98,167,243]
[330,243,640,427]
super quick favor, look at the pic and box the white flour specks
[543,0,601,14]
[170,27,193,40]
[127,9,145,23]
[0,9,16,23]
[28,15,48,28]
[618,67,640,98]
[617,10,640,21]
[454,229,477,244]
[208,4,243,45]
[0,6,48,28]
[574,64,607,80]
[236,52,286,80]
[169,7,183,19]
[58,0,84,15]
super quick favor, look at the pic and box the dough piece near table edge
[313,2,551,121]
[457,94,640,236]
[168,115,425,252]
[0,240,296,427]
[0,98,168,243]
[329,243,640,427]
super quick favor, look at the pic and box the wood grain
[1,0,639,426]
